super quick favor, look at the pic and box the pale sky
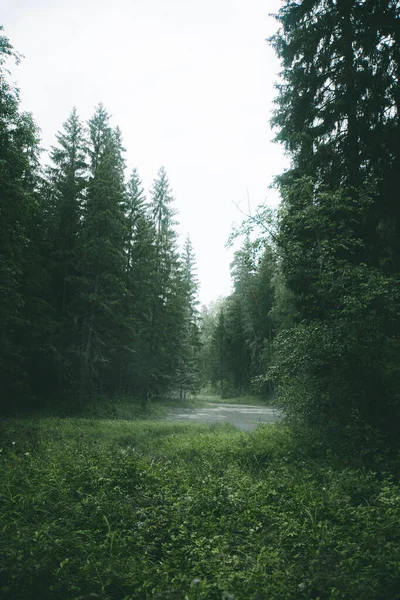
[2,0,288,305]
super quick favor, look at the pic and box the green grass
[1,412,399,599]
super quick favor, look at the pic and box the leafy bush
[272,179,400,457]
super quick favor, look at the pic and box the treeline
[201,0,400,457]
[0,27,200,412]
[199,237,283,397]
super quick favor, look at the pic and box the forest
[1,0,400,598]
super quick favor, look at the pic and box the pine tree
[117,168,157,395]
[47,107,87,395]
[77,105,128,396]
[270,0,400,269]
[212,238,278,396]
[212,307,229,393]
[144,167,185,399]
[0,29,208,410]
[175,237,201,399]
[230,237,259,380]
[0,29,52,409]
[270,0,400,451]
[126,168,146,272]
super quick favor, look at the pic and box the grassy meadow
[1,399,399,600]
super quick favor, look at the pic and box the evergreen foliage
[47,107,87,398]
[1,13,400,598]
[200,0,400,457]
[175,237,201,399]
[77,105,128,397]
[200,240,278,397]
[268,0,400,453]
[0,28,54,409]
[2,0,400,459]
[0,30,200,411]
[144,167,187,399]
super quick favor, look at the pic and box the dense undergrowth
[1,409,400,600]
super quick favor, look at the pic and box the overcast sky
[2,0,288,305]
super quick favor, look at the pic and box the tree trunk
[79,271,99,399]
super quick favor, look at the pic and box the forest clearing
[2,0,400,597]
[1,397,399,600]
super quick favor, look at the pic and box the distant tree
[211,306,229,393]
[175,237,201,399]
[208,237,278,397]
[144,167,185,400]
[198,300,224,390]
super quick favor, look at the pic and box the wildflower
[298,582,306,592]
[12,441,16,445]
[25,452,30,456]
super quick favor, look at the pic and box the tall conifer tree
[175,237,201,399]
[78,105,128,395]
[48,107,87,394]
[0,29,51,408]
[270,0,400,449]
[118,168,157,395]
[145,167,184,399]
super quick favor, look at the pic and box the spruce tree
[270,0,400,269]
[175,237,201,399]
[0,29,52,409]
[47,107,87,395]
[118,168,157,395]
[145,167,184,399]
[77,105,128,396]
[270,0,400,451]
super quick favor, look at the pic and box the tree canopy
[0,29,201,411]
